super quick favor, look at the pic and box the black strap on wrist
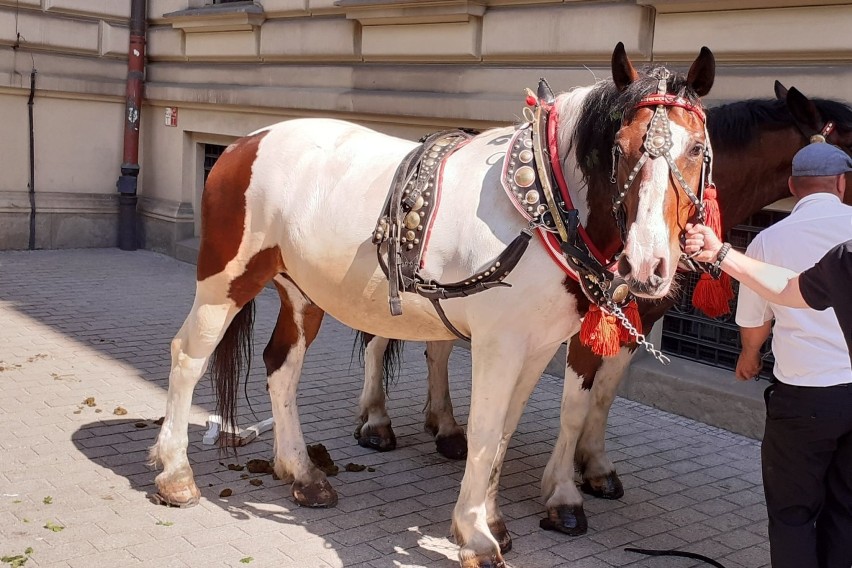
[708,242,732,278]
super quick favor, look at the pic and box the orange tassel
[692,272,732,317]
[580,304,621,357]
[619,300,643,344]
[702,184,723,238]
[691,184,734,316]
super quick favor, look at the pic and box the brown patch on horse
[562,278,602,390]
[227,246,285,308]
[567,335,601,391]
[262,276,324,374]
[197,130,269,282]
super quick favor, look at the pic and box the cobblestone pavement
[0,249,770,568]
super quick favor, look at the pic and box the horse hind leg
[355,334,397,452]
[423,340,467,460]
[150,240,283,507]
[264,274,335,507]
[149,279,244,507]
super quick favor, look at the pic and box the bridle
[610,69,714,266]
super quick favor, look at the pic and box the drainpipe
[27,69,36,250]
[116,0,147,251]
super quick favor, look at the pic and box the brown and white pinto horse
[355,84,852,535]
[149,44,716,567]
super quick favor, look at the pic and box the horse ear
[686,46,715,97]
[785,86,823,131]
[774,80,788,101]
[611,42,639,92]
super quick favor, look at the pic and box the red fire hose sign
[165,107,178,127]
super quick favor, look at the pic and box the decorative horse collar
[503,75,715,360]
[373,75,722,355]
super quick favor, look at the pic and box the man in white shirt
[733,142,852,568]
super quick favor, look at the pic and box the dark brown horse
[354,83,852,536]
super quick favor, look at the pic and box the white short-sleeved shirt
[735,193,852,387]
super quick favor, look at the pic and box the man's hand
[735,349,762,381]
[684,223,724,263]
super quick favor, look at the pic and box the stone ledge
[622,350,765,440]
[163,2,265,33]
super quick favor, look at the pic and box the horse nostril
[617,255,632,277]
[654,258,667,280]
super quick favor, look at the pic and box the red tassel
[692,272,732,317]
[702,184,723,238]
[580,304,621,357]
[619,300,643,344]
[691,183,734,316]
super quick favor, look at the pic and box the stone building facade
[1,0,850,252]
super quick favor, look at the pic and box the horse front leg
[149,279,240,507]
[483,347,558,555]
[423,340,467,460]
[453,337,534,568]
[266,276,335,507]
[354,335,397,452]
[575,348,634,500]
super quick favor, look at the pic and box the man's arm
[684,224,810,309]
[736,322,771,381]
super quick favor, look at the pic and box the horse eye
[689,143,705,157]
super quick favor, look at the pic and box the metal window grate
[203,144,228,185]
[661,210,790,379]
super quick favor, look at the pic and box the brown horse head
[608,43,715,298]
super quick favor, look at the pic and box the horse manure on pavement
[246,459,274,474]
[307,443,339,476]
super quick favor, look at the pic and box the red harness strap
[635,94,707,123]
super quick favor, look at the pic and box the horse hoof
[151,480,200,508]
[354,423,397,452]
[489,519,512,554]
[435,433,467,460]
[460,555,506,568]
[581,471,624,500]
[540,504,588,536]
[292,478,338,508]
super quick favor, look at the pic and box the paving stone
[0,249,771,568]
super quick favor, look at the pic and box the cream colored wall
[1,0,851,250]
[0,91,30,193]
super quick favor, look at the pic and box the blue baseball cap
[791,143,852,177]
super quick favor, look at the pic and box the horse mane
[707,97,852,150]
[570,67,703,186]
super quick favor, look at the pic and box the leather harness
[372,73,714,344]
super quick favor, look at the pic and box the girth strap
[422,230,532,341]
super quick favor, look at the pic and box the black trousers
[762,381,852,568]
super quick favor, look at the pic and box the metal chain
[603,296,671,365]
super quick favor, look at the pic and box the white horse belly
[247,119,459,340]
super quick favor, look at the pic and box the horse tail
[210,299,256,448]
[353,332,404,394]
[382,339,404,393]
[352,330,370,368]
